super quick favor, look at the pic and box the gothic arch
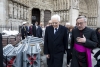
[53,0,70,24]
[79,0,98,26]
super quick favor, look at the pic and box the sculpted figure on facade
[14,3,18,19]
[73,0,79,9]
[18,4,21,19]
[20,6,23,19]
[23,7,26,20]
[8,1,13,18]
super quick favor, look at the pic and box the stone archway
[32,8,40,25]
[79,0,98,26]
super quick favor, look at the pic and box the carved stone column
[8,1,13,18]
[26,8,29,21]
[20,5,23,20]
[13,3,17,19]
[69,0,79,26]
[18,4,20,19]
[23,7,27,20]
[40,9,44,23]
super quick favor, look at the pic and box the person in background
[32,21,42,38]
[32,21,38,37]
[94,50,100,67]
[21,22,28,40]
[29,24,33,36]
[0,33,3,67]
[48,20,52,26]
[26,23,30,36]
[44,14,68,67]
[65,23,73,67]
[95,28,100,48]
[40,22,45,38]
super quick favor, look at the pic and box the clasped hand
[76,35,86,43]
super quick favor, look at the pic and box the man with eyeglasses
[44,14,68,67]
[70,16,98,67]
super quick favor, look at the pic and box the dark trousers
[0,33,3,67]
[22,35,25,40]
[67,49,72,65]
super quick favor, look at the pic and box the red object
[7,56,16,67]
[27,54,37,65]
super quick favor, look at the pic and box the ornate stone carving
[18,4,21,19]
[23,7,27,20]
[13,3,18,19]
[20,6,23,19]
[8,1,13,18]
[40,9,44,22]
[72,0,79,9]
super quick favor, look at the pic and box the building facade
[0,0,100,31]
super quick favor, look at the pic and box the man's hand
[46,54,50,59]
[76,35,86,43]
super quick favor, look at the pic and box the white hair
[66,22,70,25]
[51,14,60,22]
[22,21,27,25]
[76,16,87,22]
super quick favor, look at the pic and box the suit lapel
[50,26,55,39]
[54,25,62,41]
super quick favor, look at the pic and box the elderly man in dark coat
[21,22,28,39]
[70,16,98,67]
[44,14,68,67]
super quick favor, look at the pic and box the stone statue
[73,0,79,9]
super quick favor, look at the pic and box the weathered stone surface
[0,0,100,32]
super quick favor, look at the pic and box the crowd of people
[43,15,100,67]
[20,14,100,67]
[0,14,100,67]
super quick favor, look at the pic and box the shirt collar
[54,26,59,30]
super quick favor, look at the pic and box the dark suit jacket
[21,26,28,36]
[70,27,98,67]
[36,26,42,38]
[44,25,68,67]
[29,26,33,35]
[32,25,42,38]
[0,33,3,67]
[32,25,36,36]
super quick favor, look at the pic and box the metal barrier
[3,42,25,67]
[3,36,43,67]
[3,44,15,67]
[23,36,42,67]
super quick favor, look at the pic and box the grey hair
[51,14,60,22]
[76,16,87,22]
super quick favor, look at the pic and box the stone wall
[0,0,99,32]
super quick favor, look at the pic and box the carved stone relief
[20,6,23,19]
[8,1,13,18]
[18,4,21,19]
[23,7,26,20]
[73,0,79,9]
[13,3,18,19]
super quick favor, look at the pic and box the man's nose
[78,24,81,26]
[53,23,56,26]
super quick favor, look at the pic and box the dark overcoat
[0,33,3,67]
[44,25,68,67]
[71,27,98,67]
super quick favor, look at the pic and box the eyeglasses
[76,22,84,25]
[52,22,58,24]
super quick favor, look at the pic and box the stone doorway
[32,8,40,25]
[44,10,51,26]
